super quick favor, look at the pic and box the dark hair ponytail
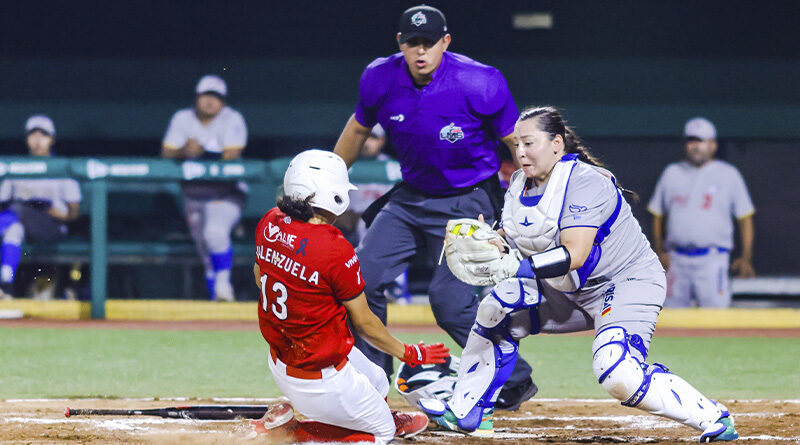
[518,106,639,202]
[277,194,315,221]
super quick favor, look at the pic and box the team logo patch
[411,11,427,27]
[439,122,465,143]
[601,284,615,317]
[569,204,588,213]
[519,216,533,227]
[390,114,405,122]
[264,222,297,248]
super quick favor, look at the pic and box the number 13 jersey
[255,207,365,371]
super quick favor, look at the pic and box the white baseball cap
[195,75,227,97]
[684,117,716,140]
[25,114,55,137]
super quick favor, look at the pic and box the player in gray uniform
[419,107,738,442]
[649,117,755,307]
[162,75,248,301]
[0,115,81,299]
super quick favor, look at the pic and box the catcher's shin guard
[592,326,733,434]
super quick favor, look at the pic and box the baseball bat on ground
[65,405,269,420]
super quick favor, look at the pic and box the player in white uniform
[419,107,738,442]
[0,115,81,299]
[649,117,755,307]
[162,75,248,301]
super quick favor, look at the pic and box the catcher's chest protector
[502,159,580,292]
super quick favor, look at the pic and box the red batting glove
[402,342,450,367]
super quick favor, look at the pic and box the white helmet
[394,355,460,407]
[283,149,357,216]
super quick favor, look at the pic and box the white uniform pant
[268,346,395,443]
[666,249,731,307]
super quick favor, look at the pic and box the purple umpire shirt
[355,51,518,196]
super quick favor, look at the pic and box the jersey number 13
[260,274,289,320]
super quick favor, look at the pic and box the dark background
[2,0,798,279]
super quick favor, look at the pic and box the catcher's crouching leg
[420,278,541,433]
[592,326,738,442]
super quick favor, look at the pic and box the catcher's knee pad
[476,279,541,330]
[591,326,648,402]
[592,326,723,431]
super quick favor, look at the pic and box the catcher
[251,149,448,443]
[418,106,738,442]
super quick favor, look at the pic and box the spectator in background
[0,115,81,300]
[161,75,248,301]
[648,117,755,308]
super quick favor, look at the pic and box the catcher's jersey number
[260,274,289,320]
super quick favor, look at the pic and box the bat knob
[65,407,70,418]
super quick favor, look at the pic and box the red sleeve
[327,237,366,301]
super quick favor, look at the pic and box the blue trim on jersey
[574,190,622,288]
[516,258,535,280]
[519,190,543,207]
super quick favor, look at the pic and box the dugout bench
[2,156,400,318]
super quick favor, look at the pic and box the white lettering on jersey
[256,245,318,285]
[345,254,358,268]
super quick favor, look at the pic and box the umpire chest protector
[502,157,581,292]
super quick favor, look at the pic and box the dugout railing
[0,156,401,318]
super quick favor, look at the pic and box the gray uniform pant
[666,249,731,308]
[354,185,533,388]
[511,263,666,361]
[184,196,242,276]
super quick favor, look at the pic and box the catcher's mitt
[442,218,508,286]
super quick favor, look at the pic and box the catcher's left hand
[443,218,522,286]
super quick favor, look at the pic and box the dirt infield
[1,398,798,444]
[2,318,800,338]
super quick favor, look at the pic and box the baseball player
[649,117,755,307]
[334,4,536,410]
[251,149,447,443]
[162,74,247,301]
[0,115,81,300]
[418,107,738,442]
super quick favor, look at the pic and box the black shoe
[495,377,538,411]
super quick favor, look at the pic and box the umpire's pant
[353,185,533,390]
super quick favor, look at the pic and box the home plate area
[1,398,798,444]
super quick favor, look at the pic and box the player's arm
[649,212,669,270]
[333,114,371,168]
[47,202,80,222]
[162,139,204,159]
[344,293,448,366]
[731,214,755,277]
[253,262,261,289]
[221,146,244,160]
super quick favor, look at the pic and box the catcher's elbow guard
[520,245,571,279]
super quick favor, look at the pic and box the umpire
[334,5,536,410]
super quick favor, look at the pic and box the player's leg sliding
[420,278,540,436]
[249,400,398,443]
[592,326,738,442]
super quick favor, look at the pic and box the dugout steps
[0,300,799,328]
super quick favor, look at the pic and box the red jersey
[255,208,365,370]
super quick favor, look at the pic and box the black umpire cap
[398,5,448,44]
